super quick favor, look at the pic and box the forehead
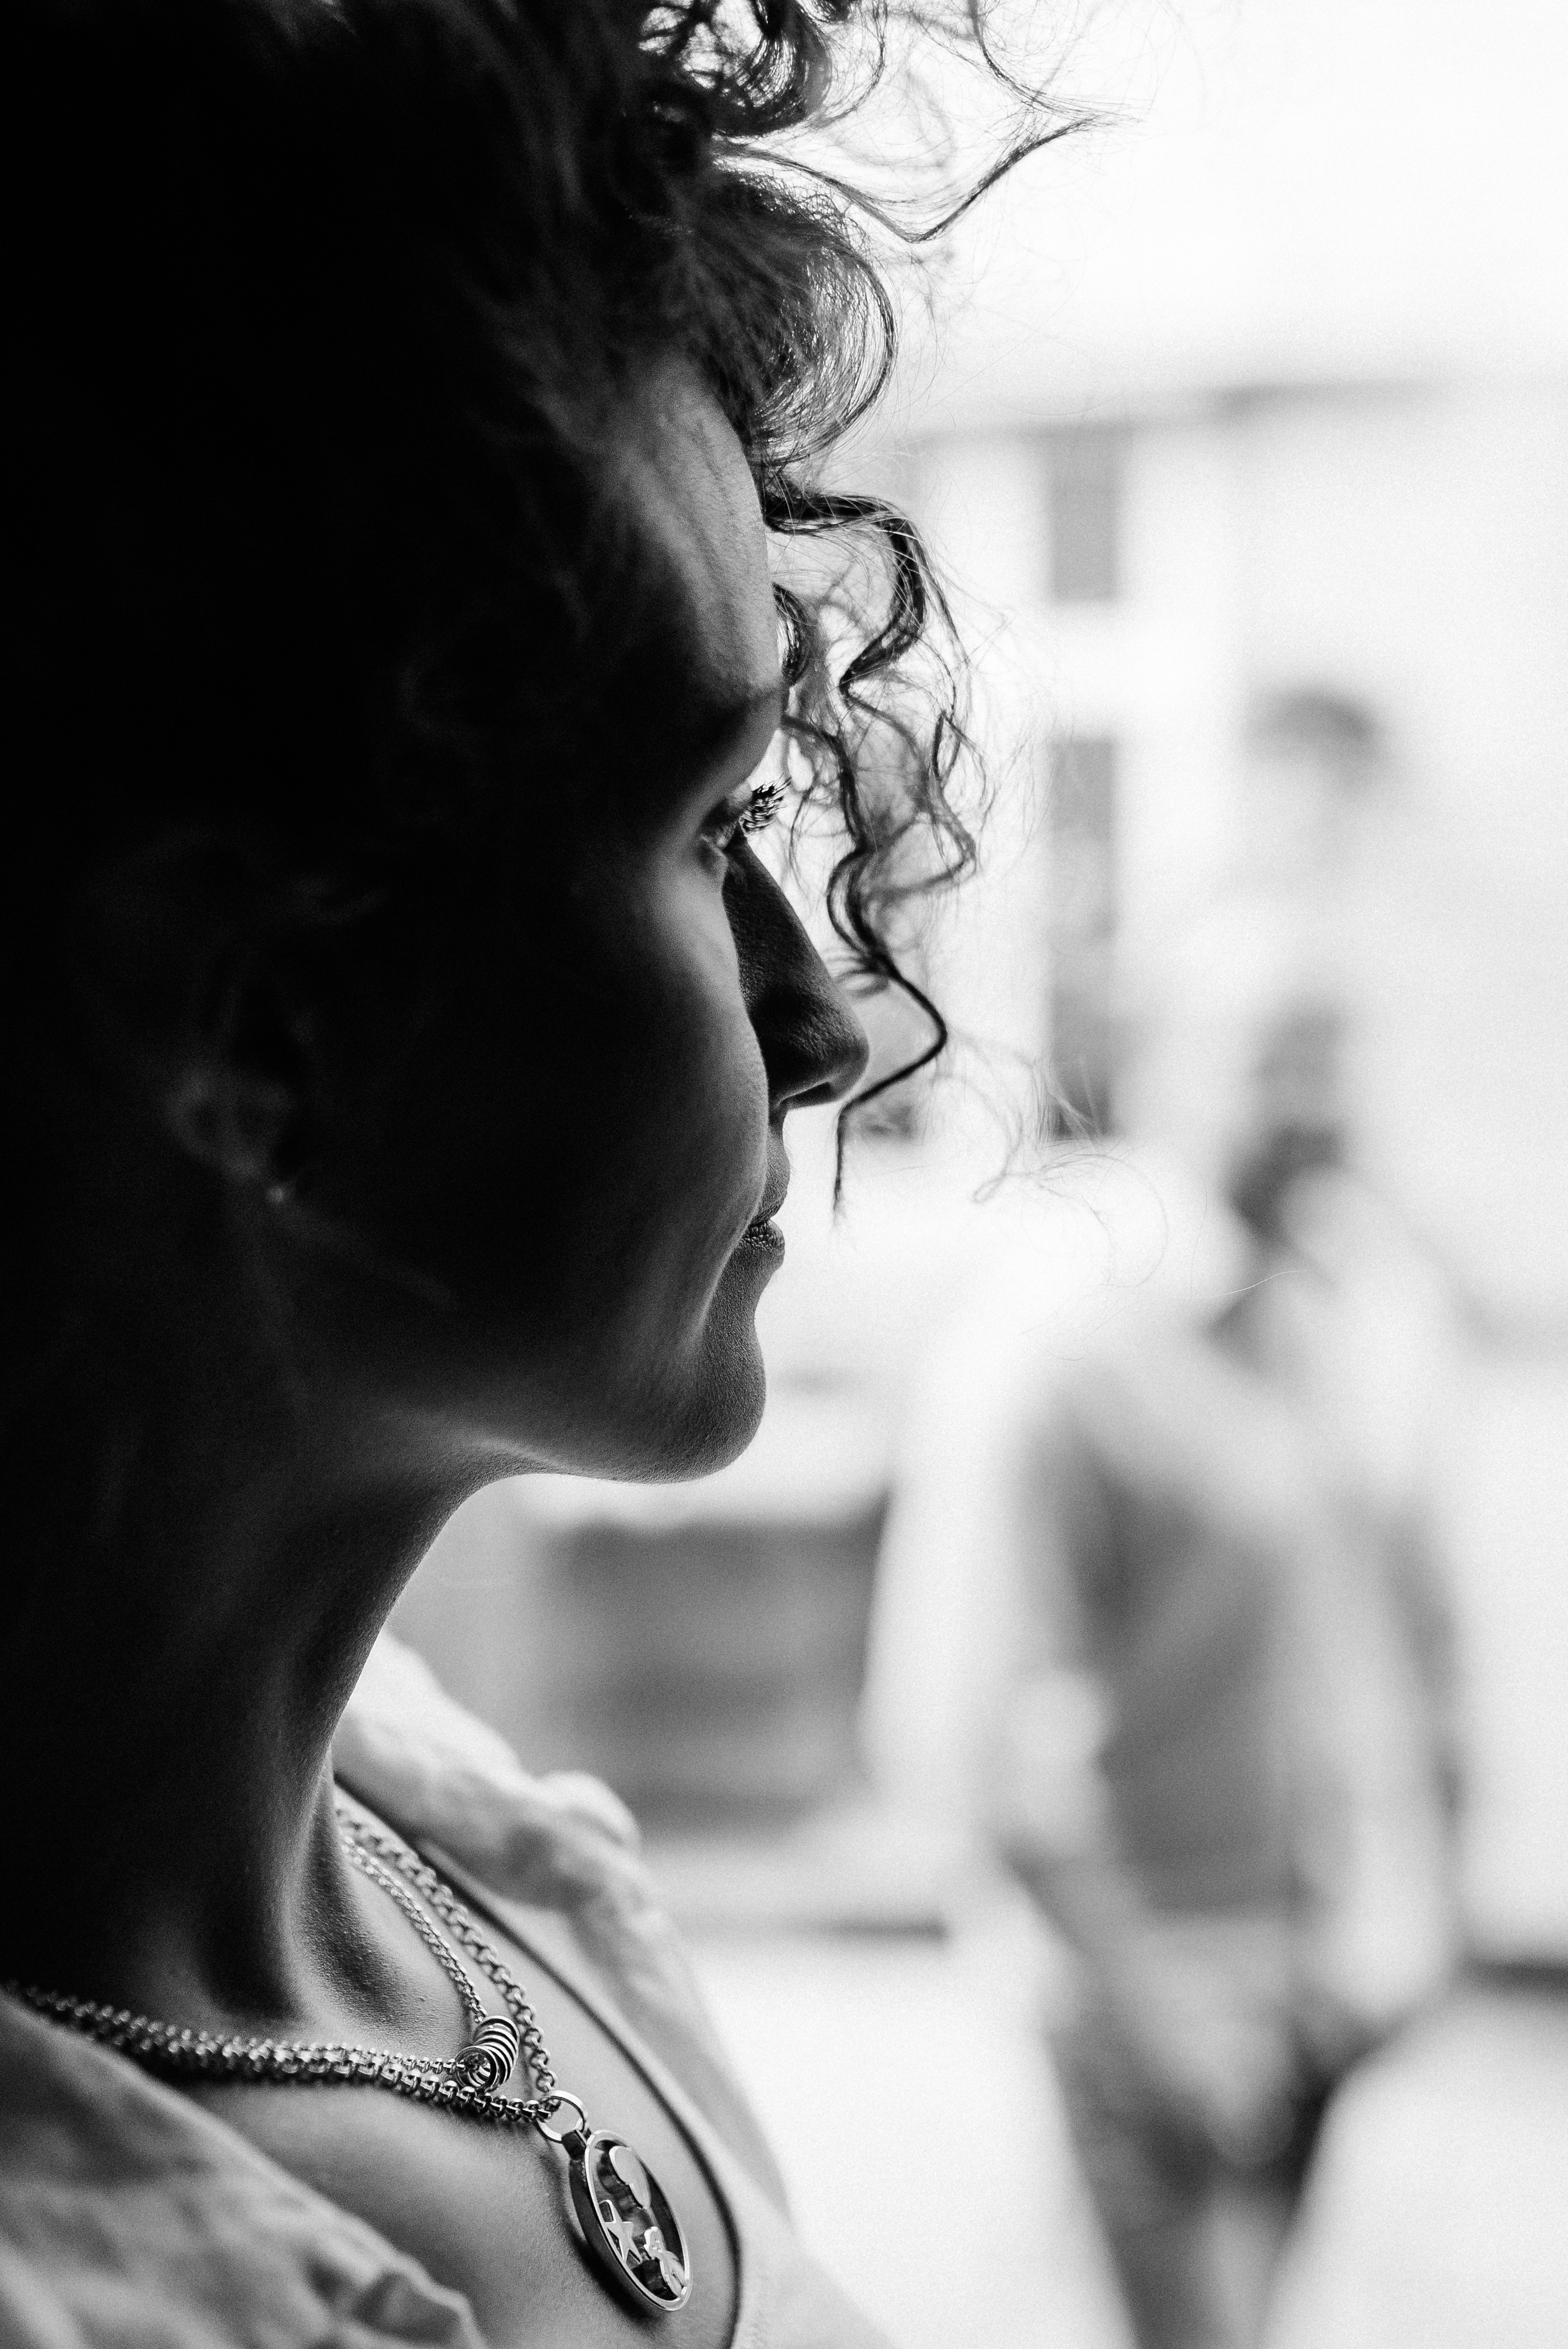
[619,370,782,757]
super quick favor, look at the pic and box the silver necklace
[4,1797,693,2317]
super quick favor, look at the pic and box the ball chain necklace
[4,1797,693,2318]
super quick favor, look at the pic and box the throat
[0,1398,470,2035]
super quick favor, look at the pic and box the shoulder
[334,1632,790,2210]
[0,1989,482,2348]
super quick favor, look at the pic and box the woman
[2,1,1057,2342]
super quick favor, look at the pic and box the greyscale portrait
[3,5,1564,2348]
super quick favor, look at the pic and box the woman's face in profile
[294,374,867,1481]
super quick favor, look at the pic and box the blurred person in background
[994,999,1459,2349]
[0,4,1081,2345]
[1235,689,1384,898]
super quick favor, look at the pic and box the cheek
[590,883,769,1255]
[312,873,768,1368]
[299,874,776,1470]
[461,872,767,1330]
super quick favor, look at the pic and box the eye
[699,777,786,861]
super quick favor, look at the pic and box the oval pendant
[560,2126,694,2314]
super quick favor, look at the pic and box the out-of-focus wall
[1235,383,1568,1314]
[904,378,1568,1297]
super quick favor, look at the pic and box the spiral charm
[453,2013,520,2093]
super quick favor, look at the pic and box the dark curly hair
[11,0,1077,1138]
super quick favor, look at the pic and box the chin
[647,1321,768,1482]
[598,1275,769,1482]
[459,1255,773,1483]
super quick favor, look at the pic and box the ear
[159,947,317,1201]
[162,1058,304,1197]
[77,839,316,1198]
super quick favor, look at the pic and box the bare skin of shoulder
[185,1888,738,2349]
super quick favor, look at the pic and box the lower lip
[738,1217,785,1256]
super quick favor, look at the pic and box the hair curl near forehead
[11,0,1081,1131]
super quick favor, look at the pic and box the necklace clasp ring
[532,2089,588,2145]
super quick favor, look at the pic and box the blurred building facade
[912,380,1568,1234]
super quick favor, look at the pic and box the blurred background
[387,4,1568,2342]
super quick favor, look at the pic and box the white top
[0,1635,892,2349]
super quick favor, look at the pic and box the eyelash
[705,777,785,856]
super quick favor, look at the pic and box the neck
[2,1324,475,2029]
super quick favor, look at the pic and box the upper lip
[747,1142,790,1228]
[749,1168,790,1224]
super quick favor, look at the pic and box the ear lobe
[74,838,323,1196]
[163,1060,305,1194]
[161,949,317,1197]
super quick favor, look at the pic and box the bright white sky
[897,0,1568,423]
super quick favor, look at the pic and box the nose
[730,852,870,1110]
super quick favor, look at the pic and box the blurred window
[1046,733,1118,1136]
[1045,428,1122,602]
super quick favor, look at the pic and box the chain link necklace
[4,1797,693,2318]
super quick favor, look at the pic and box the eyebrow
[629,678,785,815]
[697,681,786,757]
[659,680,783,797]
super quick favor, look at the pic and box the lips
[740,1146,790,1245]
[745,1153,790,1232]
[740,1183,787,1249]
